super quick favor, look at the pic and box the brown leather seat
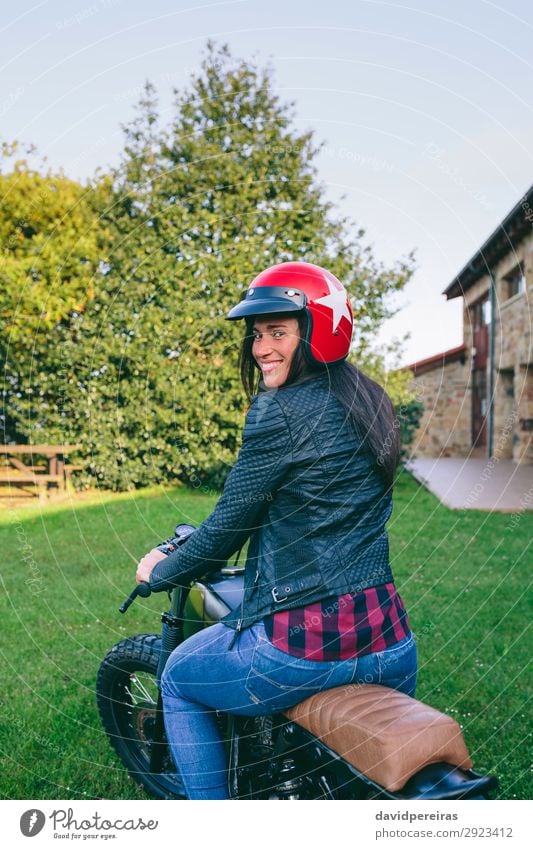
[284,684,473,792]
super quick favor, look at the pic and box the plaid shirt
[263,582,410,661]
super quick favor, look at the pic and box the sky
[2,0,532,366]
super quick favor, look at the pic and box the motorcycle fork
[150,587,187,775]
[149,691,167,774]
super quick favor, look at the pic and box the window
[504,264,525,300]
[472,295,491,329]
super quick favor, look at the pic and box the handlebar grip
[119,581,152,614]
[137,582,152,598]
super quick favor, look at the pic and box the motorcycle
[96,524,498,800]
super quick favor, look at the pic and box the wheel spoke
[128,673,156,704]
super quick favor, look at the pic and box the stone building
[407,185,532,465]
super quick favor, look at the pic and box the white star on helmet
[315,273,352,332]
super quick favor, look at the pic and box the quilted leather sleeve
[149,392,293,591]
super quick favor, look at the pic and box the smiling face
[251,316,301,388]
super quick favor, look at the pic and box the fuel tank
[182,568,245,639]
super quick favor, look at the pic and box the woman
[136,261,417,800]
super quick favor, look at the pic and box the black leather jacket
[149,372,394,630]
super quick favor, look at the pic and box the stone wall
[492,230,532,462]
[514,366,533,463]
[492,368,515,460]
[411,230,532,464]
[408,357,472,458]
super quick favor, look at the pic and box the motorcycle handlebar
[119,581,152,614]
[119,524,197,613]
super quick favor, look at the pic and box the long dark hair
[239,312,400,489]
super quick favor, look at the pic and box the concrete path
[405,457,533,512]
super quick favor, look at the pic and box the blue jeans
[161,620,417,800]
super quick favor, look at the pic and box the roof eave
[443,183,533,300]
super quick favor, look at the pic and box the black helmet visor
[226,285,307,320]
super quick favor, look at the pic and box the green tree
[0,143,103,451]
[78,42,414,490]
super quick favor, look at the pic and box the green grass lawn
[0,470,530,800]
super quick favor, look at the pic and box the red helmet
[226,262,353,366]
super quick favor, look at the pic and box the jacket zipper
[228,565,259,651]
[228,615,242,650]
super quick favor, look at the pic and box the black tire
[96,634,185,799]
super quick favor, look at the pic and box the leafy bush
[397,398,424,457]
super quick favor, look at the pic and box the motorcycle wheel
[96,633,185,800]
